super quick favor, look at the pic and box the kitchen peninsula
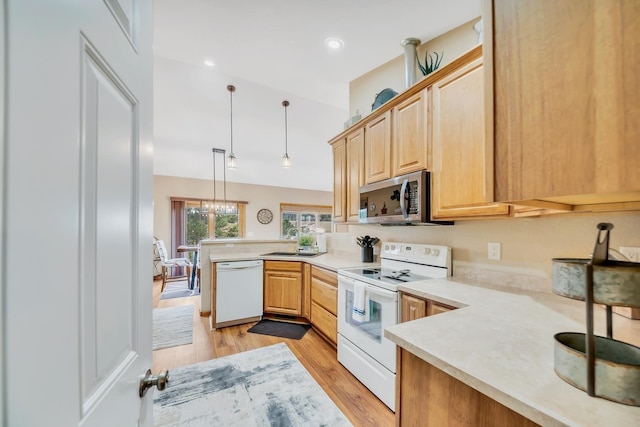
[385,278,640,426]
[199,238,378,322]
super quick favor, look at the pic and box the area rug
[160,279,200,300]
[247,319,311,340]
[152,305,194,351]
[153,343,351,426]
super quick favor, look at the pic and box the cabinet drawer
[311,277,337,315]
[311,301,337,345]
[311,266,337,287]
[264,260,302,272]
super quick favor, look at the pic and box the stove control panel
[381,242,451,269]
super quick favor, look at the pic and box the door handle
[139,369,169,397]
[399,179,409,219]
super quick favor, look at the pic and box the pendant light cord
[212,148,228,212]
[212,150,217,202]
[228,85,235,155]
[283,100,290,155]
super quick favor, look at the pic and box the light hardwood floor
[152,279,395,426]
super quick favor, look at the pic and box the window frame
[171,197,247,254]
[279,203,332,240]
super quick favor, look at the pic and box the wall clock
[257,208,273,224]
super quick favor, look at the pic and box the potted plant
[417,50,443,76]
[298,235,315,253]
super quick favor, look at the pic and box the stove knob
[423,248,431,255]
[432,249,440,256]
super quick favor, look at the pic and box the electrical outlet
[620,246,640,263]
[488,242,501,260]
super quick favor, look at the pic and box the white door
[2,1,154,426]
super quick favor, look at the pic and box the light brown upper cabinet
[330,126,365,224]
[364,111,392,184]
[485,0,640,212]
[392,90,429,176]
[331,138,347,223]
[346,128,365,222]
[431,55,509,219]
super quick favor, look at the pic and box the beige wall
[349,18,480,119]
[343,211,640,285]
[154,175,332,250]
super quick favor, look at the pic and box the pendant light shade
[282,100,291,168]
[226,85,237,169]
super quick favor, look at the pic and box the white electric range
[337,242,452,412]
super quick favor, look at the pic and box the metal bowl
[554,332,640,406]
[552,258,640,307]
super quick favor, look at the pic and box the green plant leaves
[416,50,444,76]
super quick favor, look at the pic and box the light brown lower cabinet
[310,266,338,345]
[396,348,539,426]
[400,293,455,322]
[263,261,303,316]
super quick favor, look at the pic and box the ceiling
[153,0,481,191]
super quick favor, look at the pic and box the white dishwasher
[215,259,264,328]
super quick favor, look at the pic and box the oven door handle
[339,276,397,301]
[365,284,397,300]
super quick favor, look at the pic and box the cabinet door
[264,270,302,316]
[303,263,311,319]
[427,301,455,316]
[432,57,509,219]
[490,0,640,207]
[346,127,365,222]
[365,111,391,184]
[332,139,347,222]
[393,90,428,176]
[401,294,427,322]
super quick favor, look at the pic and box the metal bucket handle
[586,222,614,396]
[591,222,613,265]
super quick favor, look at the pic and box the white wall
[349,18,480,120]
[153,174,332,249]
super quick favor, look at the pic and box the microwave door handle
[399,179,409,219]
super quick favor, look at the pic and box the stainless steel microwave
[358,170,453,225]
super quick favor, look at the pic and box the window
[280,203,332,240]
[171,198,247,255]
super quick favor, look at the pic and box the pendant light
[226,85,237,169]
[212,147,227,213]
[281,100,291,168]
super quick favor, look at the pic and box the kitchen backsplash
[326,211,640,293]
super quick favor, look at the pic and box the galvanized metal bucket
[554,332,640,406]
[552,258,640,306]
[551,223,640,406]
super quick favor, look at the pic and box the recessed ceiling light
[324,37,344,50]
[203,59,215,67]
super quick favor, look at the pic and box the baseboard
[311,325,337,349]
[263,313,310,325]
[199,310,211,317]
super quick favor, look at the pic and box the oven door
[337,274,398,372]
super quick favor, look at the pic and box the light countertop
[385,278,640,426]
[201,239,288,245]
[209,251,379,273]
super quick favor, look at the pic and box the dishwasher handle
[219,265,261,271]
[217,260,263,271]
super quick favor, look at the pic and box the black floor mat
[247,319,311,340]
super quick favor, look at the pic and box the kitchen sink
[260,251,324,257]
